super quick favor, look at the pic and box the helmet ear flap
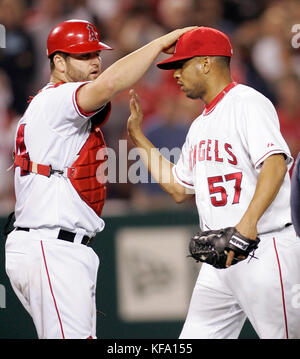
[47,19,113,58]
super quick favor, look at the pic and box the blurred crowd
[0,0,300,216]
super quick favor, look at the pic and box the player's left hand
[127,89,143,137]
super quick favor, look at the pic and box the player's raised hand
[127,89,144,137]
[158,26,198,54]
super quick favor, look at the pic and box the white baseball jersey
[13,81,106,236]
[174,82,300,339]
[6,81,107,339]
[173,82,293,234]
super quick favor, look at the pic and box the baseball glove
[188,227,260,269]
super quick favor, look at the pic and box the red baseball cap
[157,27,233,70]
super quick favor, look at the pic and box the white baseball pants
[5,228,99,339]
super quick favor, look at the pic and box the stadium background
[0,0,299,339]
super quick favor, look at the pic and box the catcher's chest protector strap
[14,102,111,217]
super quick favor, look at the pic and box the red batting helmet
[47,19,113,57]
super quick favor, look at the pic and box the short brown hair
[49,52,68,72]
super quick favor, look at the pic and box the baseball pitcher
[127,27,300,339]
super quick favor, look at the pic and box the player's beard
[185,81,206,100]
[184,87,203,100]
[179,79,204,100]
[65,63,95,82]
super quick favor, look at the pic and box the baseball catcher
[188,227,260,269]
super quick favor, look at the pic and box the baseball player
[127,27,300,339]
[4,19,196,339]
[291,153,300,236]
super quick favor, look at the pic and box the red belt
[14,154,74,178]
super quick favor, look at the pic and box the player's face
[64,51,102,82]
[173,57,207,99]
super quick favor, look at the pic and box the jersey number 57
[208,172,242,207]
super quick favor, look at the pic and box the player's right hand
[127,89,143,138]
[159,26,198,54]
